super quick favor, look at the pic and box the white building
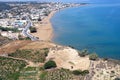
[0,31,20,40]
[0,19,13,28]
[30,14,39,20]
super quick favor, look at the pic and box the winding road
[22,16,38,41]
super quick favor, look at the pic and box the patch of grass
[8,48,49,63]
[72,70,82,75]
[0,56,27,80]
[40,71,48,80]
[18,66,45,80]
[72,70,89,76]
[24,67,36,71]
[40,68,73,80]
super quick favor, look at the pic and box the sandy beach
[31,11,56,41]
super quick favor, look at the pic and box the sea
[51,1,120,60]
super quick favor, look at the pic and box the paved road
[22,16,38,41]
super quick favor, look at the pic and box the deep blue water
[51,4,120,60]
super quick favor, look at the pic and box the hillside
[0,40,120,80]
[0,2,11,11]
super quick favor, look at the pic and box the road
[22,16,38,41]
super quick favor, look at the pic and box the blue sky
[0,0,90,2]
[0,0,120,4]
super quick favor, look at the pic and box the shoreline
[31,11,56,41]
[31,6,82,42]
[31,5,84,42]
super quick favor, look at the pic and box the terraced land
[0,56,27,80]
[40,68,85,80]
[40,69,73,80]
[19,67,41,80]
[8,48,49,63]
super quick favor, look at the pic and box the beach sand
[31,11,56,41]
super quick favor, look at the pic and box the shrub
[40,71,48,80]
[25,37,31,40]
[115,78,120,80]
[81,70,89,76]
[30,27,37,33]
[89,53,98,60]
[79,49,88,57]
[44,60,57,69]
[43,48,49,56]
[72,70,82,75]
[72,70,89,76]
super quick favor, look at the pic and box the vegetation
[19,67,39,80]
[30,27,37,33]
[18,35,31,40]
[72,70,82,75]
[81,70,89,76]
[0,26,19,32]
[89,53,98,60]
[72,70,89,76]
[24,67,37,71]
[40,68,73,80]
[8,48,49,63]
[115,78,120,80]
[40,71,48,80]
[44,60,57,69]
[0,56,27,80]
[79,49,88,57]
[23,37,31,40]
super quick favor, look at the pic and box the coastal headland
[0,2,120,80]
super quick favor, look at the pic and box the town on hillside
[0,2,81,40]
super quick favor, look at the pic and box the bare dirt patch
[46,46,90,70]
[0,40,32,54]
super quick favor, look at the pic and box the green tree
[72,70,89,76]
[0,26,19,32]
[89,53,98,60]
[44,60,57,69]
[72,70,82,75]
[30,27,37,33]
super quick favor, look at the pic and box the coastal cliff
[0,40,119,80]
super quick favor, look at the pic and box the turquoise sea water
[51,4,120,60]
